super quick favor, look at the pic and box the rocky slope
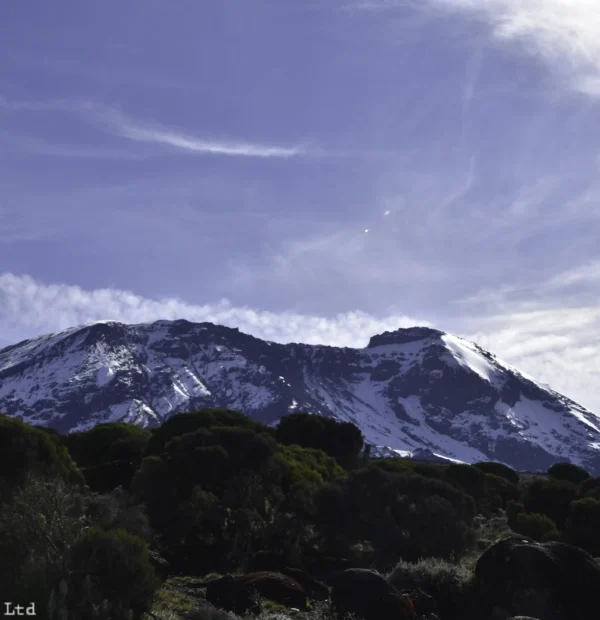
[1,319,600,473]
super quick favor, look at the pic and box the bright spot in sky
[384,210,391,215]
[365,229,369,233]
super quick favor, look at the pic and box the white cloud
[452,260,600,412]
[101,108,308,158]
[0,273,429,348]
[351,0,600,96]
[2,272,600,415]
[0,96,309,159]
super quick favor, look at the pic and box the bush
[506,499,525,531]
[275,413,364,469]
[0,414,83,499]
[314,468,476,567]
[64,422,151,468]
[513,512,561,542]
[444,464,487,501]
[564,497,600,555]
[0,476,89,610]
[483,474,519,508]
[144,409,262,457]
[68,527,157,617]
[578,476,600,499]
[387,557,474,620]
[522,478,578,529]
[474,461,520,485]
[548,462,591,484]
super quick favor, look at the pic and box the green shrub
[483,474,519,508]
[65,422,151,469]
[578,476,600,499]
[513,512,561,542]
[275,412,364,469]
[522,478,578,529]
[506,499,525,531]
[68,527,157,617]
[474,461,520,485]
[144,409,261,457]
[444,464,487,501]
[547,462,591,484]
[387,556,474,620]
[565,497,600,555]
[0,414,83,499]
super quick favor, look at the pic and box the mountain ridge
[1,319,600,474]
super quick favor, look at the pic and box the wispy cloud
[97,107,309,158]
[0,273,430,348]
[350,0,600,96]
[0,96,311,159]
[452,261,600,412]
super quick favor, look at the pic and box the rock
[206,574,260,615]
[233,571,307,610]
[279,566,330,601]
[206,572,307,612]
[475,535,600,620]
[148,550,170,582]
[399,588,437,617]
[330,569,416,620]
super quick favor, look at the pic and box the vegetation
[1,409,599,620]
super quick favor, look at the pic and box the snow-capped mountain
[1,320,600,474]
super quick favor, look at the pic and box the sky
[1,0,600,412]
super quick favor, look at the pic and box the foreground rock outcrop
[476,535,600,619]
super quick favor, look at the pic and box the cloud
[2,271,600,415]
[452,261,600,412]
[0,273,430,349]
[0,96,310,159]
[99,108,309,158]
[350,0,600,96]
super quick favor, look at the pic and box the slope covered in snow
[1,320,600,474]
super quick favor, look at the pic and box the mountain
[1,319,600,474]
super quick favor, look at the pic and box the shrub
[548,462,591,484]
[483,474,519,508]
[513,512,561,542]
[387,557,474,620]
[0,415,83,499]
[564,497,600,555]
[522,478,578,529]
[444,464,487,501]
[144,409,261,457]
[64,422,150,468]
[0,475,89,610]
[578,476,600,499]
[506,499,525,531]
[68,527,157,617]
[275,412,364,469]
[474,461,520,485]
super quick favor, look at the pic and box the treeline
[0,409,599,619]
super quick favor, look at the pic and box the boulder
[475,535,600,620]
[206,574,260,615]
[399,588,437,617]
[330,568,416,620]
[233,571,307,610]
[279,566,330,601]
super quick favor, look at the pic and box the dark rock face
[475,535,600,620]
[279,567,330,601]
[205,574,261,615]
[2,319,600,475]
[207,572,307,612]
[330,569,416,620]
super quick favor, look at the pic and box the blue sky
[2,0,600,412]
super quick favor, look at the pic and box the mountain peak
[366,326,444,349]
